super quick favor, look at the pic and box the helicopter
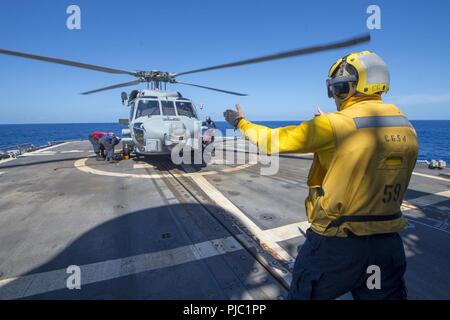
[0,34,370,156]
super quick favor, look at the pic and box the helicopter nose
[168,122,187,138]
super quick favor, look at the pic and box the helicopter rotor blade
[81,80,143,95]
[174,34,370,77]
[175,81,248,96]
[0,48,137,76]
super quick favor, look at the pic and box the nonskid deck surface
[0,140,449,299]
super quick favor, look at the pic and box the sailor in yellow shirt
[223,51,418,300]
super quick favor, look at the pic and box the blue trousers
[288,228,407,300]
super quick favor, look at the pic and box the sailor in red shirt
[88,131,108,160]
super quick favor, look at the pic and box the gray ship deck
[0,139,449,299]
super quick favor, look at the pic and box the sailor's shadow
[0,203,286,300]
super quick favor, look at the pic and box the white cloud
[388,93,450,106]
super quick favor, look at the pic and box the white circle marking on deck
[74,158,255,179]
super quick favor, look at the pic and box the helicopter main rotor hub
[135,71,174,83]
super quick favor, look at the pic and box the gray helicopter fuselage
[121,89,201,156]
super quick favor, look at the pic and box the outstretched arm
[224,104,334,155]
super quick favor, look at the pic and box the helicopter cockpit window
[161,101,176,116]
[176,101,195,118]
[136,100,160,117]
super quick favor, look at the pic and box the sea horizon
[1,119,449,125]
[1,121,449,162]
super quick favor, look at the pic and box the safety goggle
[326,75,357,99]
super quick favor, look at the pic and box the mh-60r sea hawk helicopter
[119,87,203,156]
[0,34,370,156]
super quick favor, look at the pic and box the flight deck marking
[21,151,57,156]
[31,142,72,153]
[163,164,294,289]
[218,140,313,157]
[221,163,254,173]
[133,163,154,169]
[0,158,16,165]
[74,155,450,236]
[402,191,450,233]
[22,149,85,156]
[186,171,295,266]
[413,172,450,182]
[265,204,449,239]
[210,159,234,165]
[0,236,246,300]
[404,190,450,207]
[60,150,85,153]
[260,221,311,242]
[74,158,255,179]
[0,184,447,299]
[74,153,449,241]
[148,165,283,299]
[0,142,72,164]
[402,216,450,234]
[75,158,168,179]
[219,146,313,157]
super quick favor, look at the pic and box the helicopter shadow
[133,153,208,172]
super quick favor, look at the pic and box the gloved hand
[223,104,245,128]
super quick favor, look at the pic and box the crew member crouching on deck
[88,131,107,161]
[99,133,120,162]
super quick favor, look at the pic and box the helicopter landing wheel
[122,144,133,159]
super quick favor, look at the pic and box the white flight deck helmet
[327,51,390,102]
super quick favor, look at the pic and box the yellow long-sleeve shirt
[236,95,382,171]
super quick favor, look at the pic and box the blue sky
[0,0,449,123]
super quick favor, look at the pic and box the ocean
[0,121,448,162]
